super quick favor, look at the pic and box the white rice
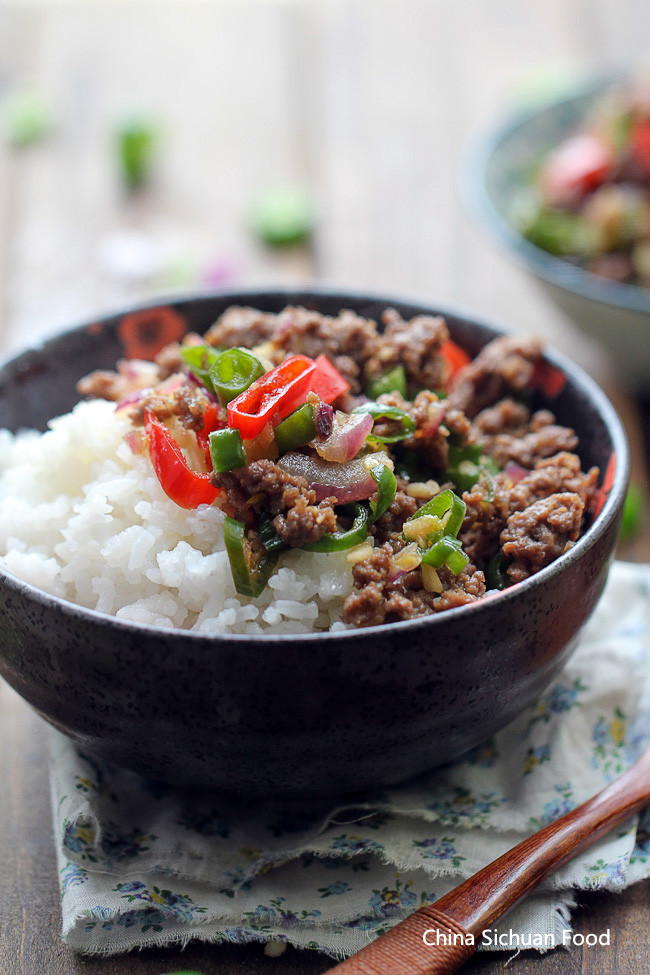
[0,400,356,634]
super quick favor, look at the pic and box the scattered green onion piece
[411,489,466,538]
[368,464,397,523]
[116,117,157,190]
[303,503,370,552]
[274,403,317,454]
[421,535,469,574]
[250,185,315,246]
[620,483,644,543]
[180,344,222,394]
[486,553,510,590]
[257,512,286,553]
[209,428,247,473]
[351,402,416,443]
[223,517,278,597]
[209,348,265,407]
[364,364,407,400]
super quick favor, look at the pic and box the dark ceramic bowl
[462,74,650,391]
[0,289,629,798]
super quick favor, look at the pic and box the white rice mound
[0,400,356,634]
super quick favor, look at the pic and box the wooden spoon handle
[331,908,474,975]
[329,744,650,975]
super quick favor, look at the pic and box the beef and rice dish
[54,303,600,630]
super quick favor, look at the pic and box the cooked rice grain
[0,400,354,634]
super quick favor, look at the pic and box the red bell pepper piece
[309,354,351,402]
[194,402,226,463]
[227,354,316,439]
[439,338,471,380]
[630,119,650,176]
[541,133,615,207]
[144,410,219,509]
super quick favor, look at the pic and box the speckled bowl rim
[460,73,650,316]
[0,285,630,646]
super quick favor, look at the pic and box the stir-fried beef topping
[76,303,602,628]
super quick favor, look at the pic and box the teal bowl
[462,76,650,392]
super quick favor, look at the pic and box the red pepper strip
[440,338,471,380]
[195,402,226,463]
[144,410,219,509]
[308,354,351,402]
[531,359,566,398]
[541,133,615,206]
[227,355,317,440]
[631,119,650,176]
[592,451,616,519]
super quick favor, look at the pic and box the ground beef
[471,398,579,469]
[370,490,419,545]
[500,492,585,583]
[458,474,513,568]
[341,541,486,627]
[76,359,160,402]
[372,309,450,391]
[268,306,381,393]
[447,336,544,417]
[130,383,222,432]
[204,305,277,350]
[508,452,600,513]
[375,390,471,473]
[212,458,338,546]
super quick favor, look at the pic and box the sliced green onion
[274,403,317,454]
[364,364,407,400]
[411,489,466,538]
[180,344,222,394]
[303,503,370,552]
[351,402,415,443]
[368,464,397,523]
[421,535,469,574]
[209,428,247,473]
[486,553,510,590]
[224,517,278,597]
[209,348,265,407]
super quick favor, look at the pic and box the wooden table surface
[1,2,650,973]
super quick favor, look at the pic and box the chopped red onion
[115,386,153,412]
[277,451,385,503]
[314,411,373,463]
[504,462,530,483]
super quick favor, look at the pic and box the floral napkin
[49,560,650,959]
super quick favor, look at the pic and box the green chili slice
[411,488,466,538]
[224,517,279,597]
[274,403,317,454]
[444,444,500,495]
[420,535,469,574]
[180,344,222,394]
[209,428,247,473]
[257,512,286,553]
[351,402,415,443]
[364,364,407,400]
[368,464,397,523]
[303,503,370,552]
[209,348,265,407]
[486,552,510,590]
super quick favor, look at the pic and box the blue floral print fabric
[50,561,650,958]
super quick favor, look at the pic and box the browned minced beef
[458,474,514,568]
[213,458,337,547]
[130,383,224,434]
[268,306,381,393]
[153,333,203,379]
[341,541,486,627]
[447,336,544,418]
[77,369,131,401]
[373,309,450,391]
[508,452,600,513]
[471,398,579,469]
[500,492,585,584]
[373,390,471,472]
[204,305,277,350]
[370,489,419,546]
